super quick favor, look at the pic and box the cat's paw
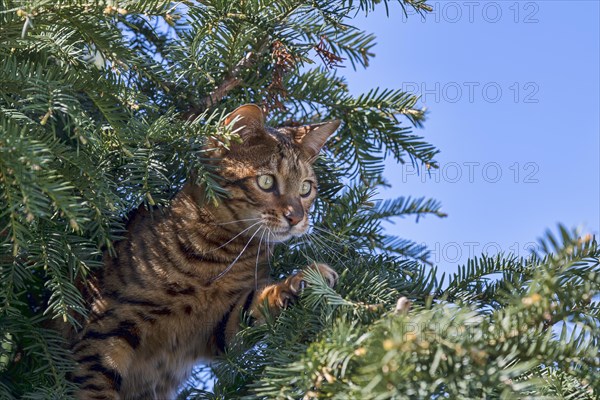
[288,263,338,294]
[266,264,338,310]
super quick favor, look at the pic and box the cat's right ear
[224,104,266,140]
[207,104,267,158]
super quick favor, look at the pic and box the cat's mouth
[265,225,307,243]
[258,215,309,243]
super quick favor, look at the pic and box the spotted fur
[70,105,340,399]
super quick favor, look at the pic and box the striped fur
[70,105,340,399]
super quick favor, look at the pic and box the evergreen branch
[187,50,259,117]
[373,196,447,222]
[2,1,595,398]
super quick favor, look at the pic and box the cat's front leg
[71,333,130,400]
[212,264,337,352]
[70,303,137,400]
[257,263,338,312]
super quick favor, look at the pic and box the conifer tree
[1,1,598,398]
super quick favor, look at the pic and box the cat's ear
[207,104,268,158]
[291,120,341,160]
[224,104,266,140]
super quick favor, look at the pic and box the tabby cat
[70,104,340,399]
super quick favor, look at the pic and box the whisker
[266,228,274,272]
[255,228,267,291]
[304,233,326,260]
[299,234,317,264]
[210,220,263,252]
[308,230,346,265]
[217,218,261,226]
[210,225,264,283]
[315,230,346,255]
[310,226,349,251]
[311,225,346,241]
[311,232,342,252]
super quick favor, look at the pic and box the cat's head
[211,104,340,242]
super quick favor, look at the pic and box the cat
[70,104,341,400]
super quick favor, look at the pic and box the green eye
[257,174,275,190]
[300,180,312,196]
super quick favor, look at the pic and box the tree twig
[184,50,259,119]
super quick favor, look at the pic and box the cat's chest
[135,294,229,378]
[147,273,260,337]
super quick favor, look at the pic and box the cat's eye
[257,174,275,191]
[300,180,312,197]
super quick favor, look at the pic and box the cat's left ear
[291,120,341,160]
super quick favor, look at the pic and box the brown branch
[184,50,259,120]
[314,35,344,70]
[183,4,307,120]
[202,51,254,106]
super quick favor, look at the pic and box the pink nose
[284,209,304,226]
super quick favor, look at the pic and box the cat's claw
[299,280,306,292]
[277,291,295,309]
[271,264,338,310]
[289,263,338,295]
[312,263,338,288]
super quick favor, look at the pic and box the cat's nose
[284,207,304,227]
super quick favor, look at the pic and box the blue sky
[343,1,600,277]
